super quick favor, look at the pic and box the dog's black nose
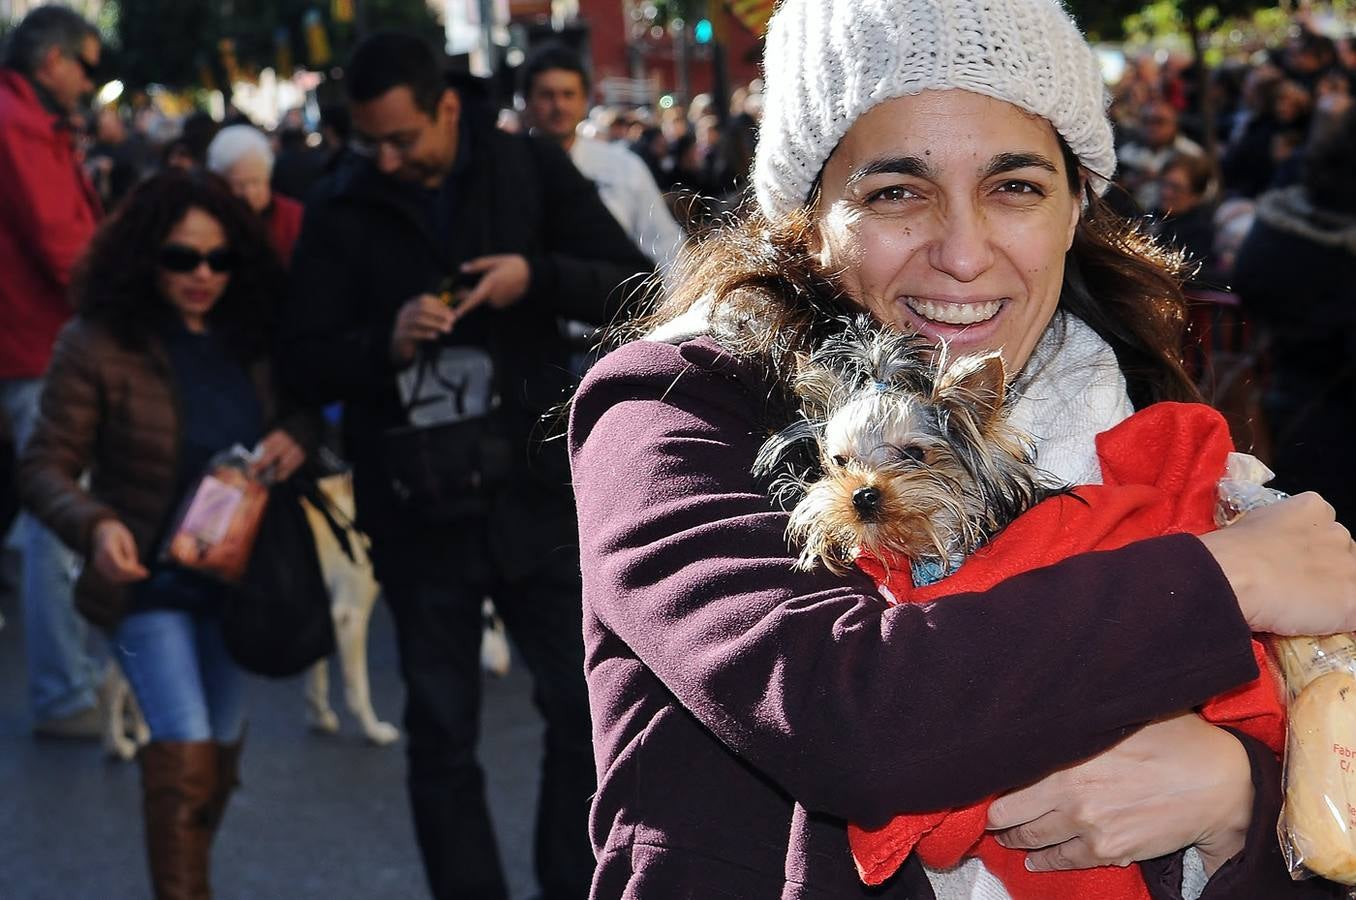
[852,486,882,517]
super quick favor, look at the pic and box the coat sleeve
[17,325,120,555]
[569,340,1265,826]
[1140,728,1346,899]
[0,121,96,289]
[279,196,401,405]
[523,138,655,326]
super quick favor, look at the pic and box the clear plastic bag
[1218,453,1356,886]
[160,444,271,583]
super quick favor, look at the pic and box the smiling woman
[566,0,1356,897]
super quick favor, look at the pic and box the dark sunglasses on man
[158,244,239,274]
[73,52,99,81]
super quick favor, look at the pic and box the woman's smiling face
[812,89,1083,373]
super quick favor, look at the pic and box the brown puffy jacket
[19,317,319,630]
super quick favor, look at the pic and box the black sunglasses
[74,54,99,81]
[158,244,238,274]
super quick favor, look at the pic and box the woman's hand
[986,713,1252,875]
[91,519,150,584]
[252,429,307,483]
[1201,491,1356,636]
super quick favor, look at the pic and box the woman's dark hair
[72,169,284,359]
[1303,107,1356,214]
[618,136,1198,413]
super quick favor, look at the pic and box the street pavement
[0,550,548,900]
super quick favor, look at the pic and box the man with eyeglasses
[0,5,106,741]
[281,31,653,900]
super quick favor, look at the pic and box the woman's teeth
[905,297,1003,325]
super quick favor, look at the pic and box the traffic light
[694,18,713,44]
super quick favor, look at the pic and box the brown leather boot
[205,728,245,832]
[139,741,218,900]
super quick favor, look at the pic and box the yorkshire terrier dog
[755,317,1064,583]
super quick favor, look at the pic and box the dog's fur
[756,317,1064,578]
[102,667,150,761]
[302,473,399,745]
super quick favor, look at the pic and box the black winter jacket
[280,105,653,583]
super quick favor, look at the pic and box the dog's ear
[932,352,1008,434]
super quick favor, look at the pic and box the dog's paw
[104,735,138,762]
[308,709,341,734]
[364,721,400,746]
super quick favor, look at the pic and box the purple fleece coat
[568,336,1338,899]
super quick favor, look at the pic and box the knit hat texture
[753,0,1116,219]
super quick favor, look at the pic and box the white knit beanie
[753,0,1116,219]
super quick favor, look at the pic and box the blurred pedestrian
[19,170,313,900]
[520,42,683,270]
[272,103,351,202]
[1234,108,1356,528]
[206,123,305,265]
[280,32,651,900]
[86,105,139,210]
[0,2,106,741]
[1151,152,1222,285]
[1117,99,1204,211]
[1222,77,1312,198]
[162,110,218,172]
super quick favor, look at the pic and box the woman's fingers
[986,713,1253,872]
[94,519,148,583]
[1202,491,1356,635]
[1024,837,1112,872]
[990,810,1078,850]
[253,430,306,481]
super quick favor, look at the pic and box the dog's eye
[898,446,926,463]
[831,455,850,467]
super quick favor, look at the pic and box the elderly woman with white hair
[206,123,304,264]
[567,0,1356,897]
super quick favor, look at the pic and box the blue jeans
[110,609,246,742]
[1,377,101,721]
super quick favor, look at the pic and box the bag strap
[293,475,360,564]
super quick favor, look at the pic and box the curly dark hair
[71,169,284,359]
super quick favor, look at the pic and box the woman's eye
[865,185,916,204]
[995,180,1043,196]
[831,455,850,467]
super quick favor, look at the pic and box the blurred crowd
[2,3,1356,899]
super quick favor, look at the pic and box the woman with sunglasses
[19,169,315,899]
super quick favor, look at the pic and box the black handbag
[220,477,336,678]
[381,343,514,523]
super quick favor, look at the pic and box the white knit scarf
[1007,312,1135,486]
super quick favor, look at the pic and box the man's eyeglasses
[348,131,421,159]
[158,244,238,274]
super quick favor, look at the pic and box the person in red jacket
[0,4,106,740]
[206,123,304,266]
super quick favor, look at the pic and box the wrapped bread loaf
[1276,634,1356,885]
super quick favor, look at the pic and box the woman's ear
[1067,173,1087,250]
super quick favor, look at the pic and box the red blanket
[849,402,1285,898]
